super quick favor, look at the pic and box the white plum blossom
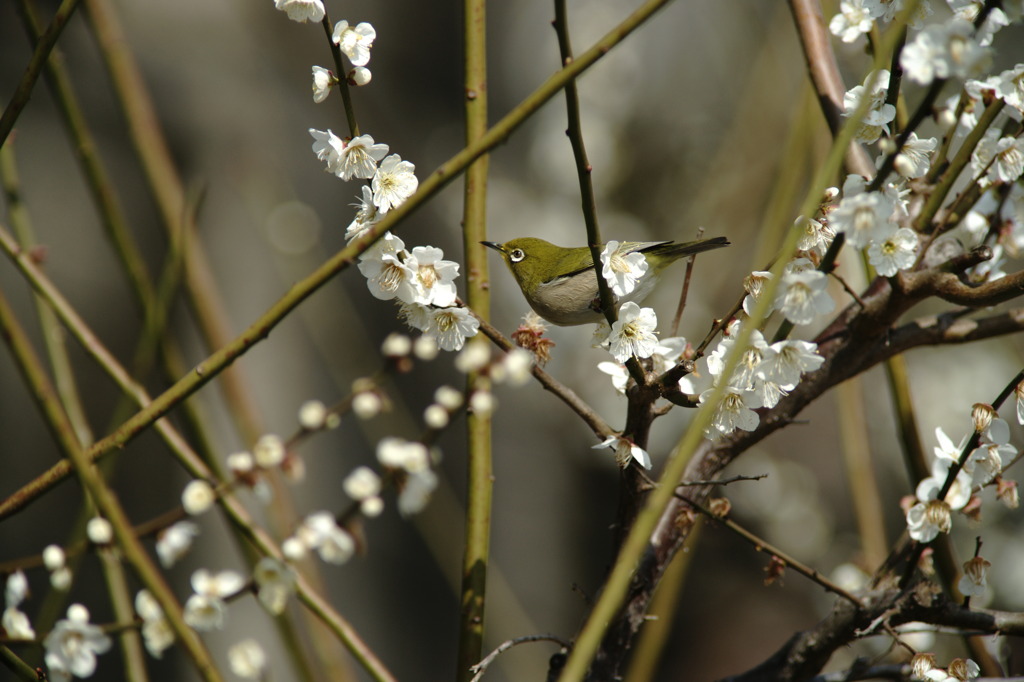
[337,134,390,181]
[344,466,382,499]
[253,557,297,615]
[229,639,268,679]
[598,337,696,395]
[311,65,334,103]
[598,361,631,394]
[308,130,390,181]
[274,0,325,23]
[184,569,245,631]
[344,466,384,515]
[843,70,896,143]
[957,556,991,597]
[965,444,1004,485]
[44,604,111,680]
[759,339,824,386]
[181,479,215,515]
[600,241,649,297]
[907,499,953,543]
[421,403,446,425]
[1016,381,1024,425]
[916,456,973,511]
[829,190,895,248]
[742,271,775,316]
[359,247,414,302]
[332,21,376,67]
[134,590,173,659]
[4,570,29,608]
[397,468,439,516]
[309,128,346,175]
[425,306,480,351]
[253,433,286,468]
[296,512,356,564]
[469,390,496,417]
[707,328,770,390]
[346,186,380,241]
[42,545,63,571]
[298,400,328,430]
[877,0,933,25]
[891,132,937,178]
[372,155,419,213]
[949,0,1009,45]
[948,658,981,681]
[901,19,991,85]
[774,269,835,325]
[43,545,71,591]
[3,605,35,641]
[86,517,113,545]
[868,227,918,276]
[493,348,534,385]
[829,0,876,43]
[3,571,35,640]
[604,302,658,362]
[700,385,760,438]
[971,129,1024,185]
[400,246,460,307]
[377,437,429,472]
[593,435,652,470]
[995,64,1024,112]
[795,216,833,257]
[156,520,199,567]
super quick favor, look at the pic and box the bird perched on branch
[482,236,729,326]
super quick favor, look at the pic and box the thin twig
[470,634,570,682]
[671,226,705,336]
[680,494,864,607]
[472,310,614,438]
[676,473,767,487]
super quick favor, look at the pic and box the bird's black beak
[480,241,504,254]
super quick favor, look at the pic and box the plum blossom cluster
[592,240,830,442]
[591,242,660,364]
[911,653,982,681]
[830,0,1019,50]
[297,8,480,353]
[823,6,1024,284]
[699,322,824,439]
[356,232,480,352]
[906,405,1020,543]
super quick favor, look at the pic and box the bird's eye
[510,249,525,262]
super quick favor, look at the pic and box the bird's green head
[481,238,576,295]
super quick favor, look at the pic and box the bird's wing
[547,241,669,283]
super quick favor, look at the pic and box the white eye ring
[509,249,525,262]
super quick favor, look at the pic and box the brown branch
[786,0,874,178]
[472,312,614,439]
[582,252,1024,678]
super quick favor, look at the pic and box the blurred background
[2,0,1024,680]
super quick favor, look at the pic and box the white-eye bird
[482,236,729,326]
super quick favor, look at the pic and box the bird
[482,236,729,326]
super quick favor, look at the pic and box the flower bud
[298,400,328,430]
[87,517,113,545]
[997,477,1019,509]
[348,66,372,86]
[958,555,991,597]
[381,333,412,358]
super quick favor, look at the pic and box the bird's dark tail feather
[645,236,730,259]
